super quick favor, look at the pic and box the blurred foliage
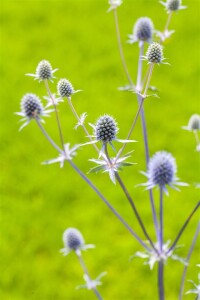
[0,0,200,299]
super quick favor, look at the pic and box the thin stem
[68,160,151,252]
[143,63,154,97]
[36,119,63,154]
[136,42,144,92]
[179,221,200,300]
[67,97,100,153]
[194,130,200,145]
[158,261,165,300]
[44,80,66,151]
[104,144,157,253]
[76,250,103,300]
[167,201,200,254]
[164,12,172,33]
[113,8,135,88]
[159,188,164,252]
[115,97,145,161]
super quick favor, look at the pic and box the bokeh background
[1,0,200,299]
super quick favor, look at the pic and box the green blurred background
[0,0,200,299]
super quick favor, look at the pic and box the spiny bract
[95,115,118,143]
[63,228,84,251]
[57,79,74,98]
[146,42,163,64]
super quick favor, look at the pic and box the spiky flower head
[16,93,52,131]
[57,79,74,98]
[146,42,163,64]
[63,228,84,251]
[182,114,200,131]
[160,0,186,12]
[95,115,118,143]
[26,60,58,82]
[141,151,187,194]
[133,17,153,42]
[21,93,43,118]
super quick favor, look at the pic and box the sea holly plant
[16,0,200,299]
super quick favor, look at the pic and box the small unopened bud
[134,17,153,42]
[21,93,43,118]
[36,60,53,80]
[57,79,74,98]
[95,115,118,143]
[146,43,163,64]
[63,228,84,251]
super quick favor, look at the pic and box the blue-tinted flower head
[57,78,74,98]
[146,43,164,64]
[160,0,187,13]
[141,151,188,194]
[60,227,95,256]
[128,17,154,44]
[26,60,58,82]
[95,115,118,143]
[182,114,200,132]
[15,93,52,130]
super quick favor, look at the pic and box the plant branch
[158,261,165,300]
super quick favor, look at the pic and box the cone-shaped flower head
[167,0,181,11]
[57,79,74,98]
[134,17,154,42]
[183,114,200,131]
[95,115,118,143]
[141,151,187,194]
[63,228,84,251]
[146,43,163,64]
[21,93,43,118]
[36,60,53,80]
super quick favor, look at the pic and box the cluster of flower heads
[16,60,77,130]
[141,151,188,194]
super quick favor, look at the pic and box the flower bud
[188,114,200,131]
[63,228,84,251]
[21,93,43,118]
[57,79,74,98]
[167,0,181,11]
[146,43,163,64]
[95,115,118,143]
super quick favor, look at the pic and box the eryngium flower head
[130,17,154,43]
[108,0,122,12]
[95,115,118,143]
[160,0,186,12]
[182,114,200,131]
[57,79,74,98]
[141,151,188,194]
[21,93,43,118]
[26,60,58,82]
[16,93,52,131]
[63,228,84,251]
[146,43,163,64]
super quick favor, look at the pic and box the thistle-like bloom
[133,240,187,270]
[95,115,118,143]
[141,151,188,194]
[182,114,200,131]
[128,17,154,44]
[160,0,187,13]
[145,42,164,64]
[16,93,52,130]
[107,0,122,12]
[60,228,94,256]
[57,78,75,98]
[26,60,58,82]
